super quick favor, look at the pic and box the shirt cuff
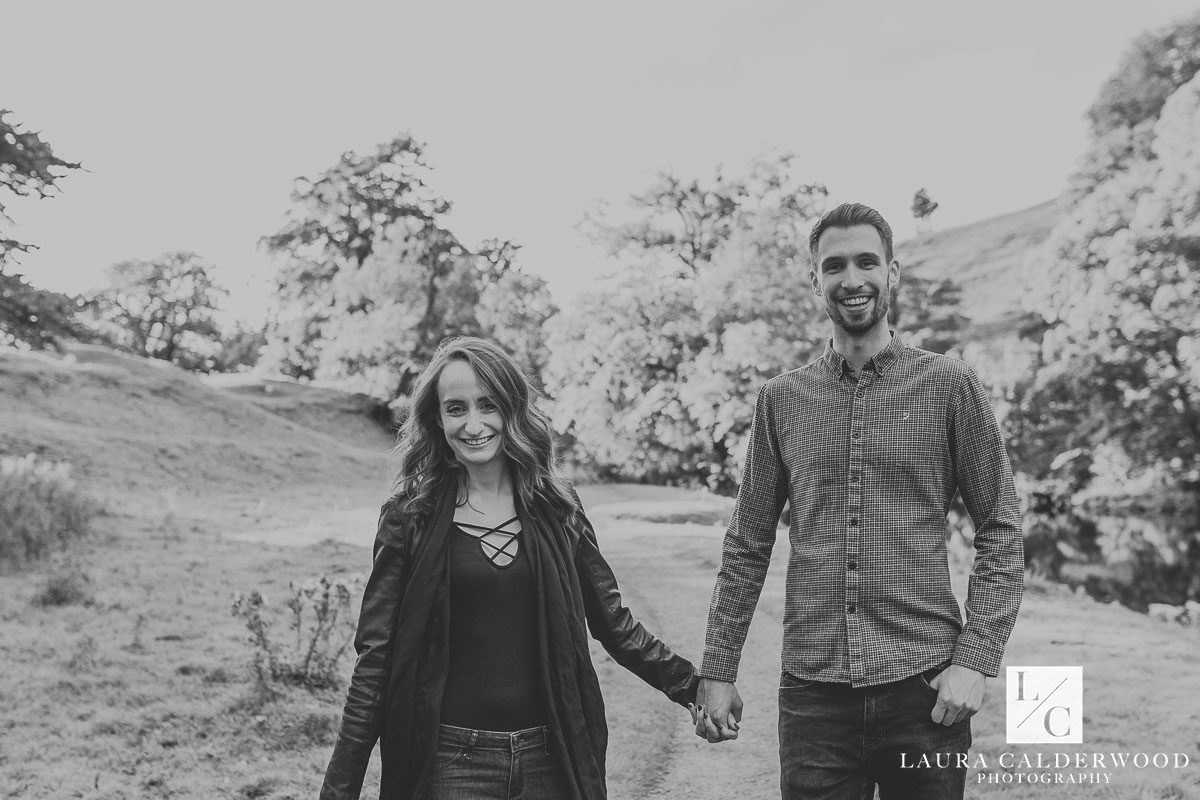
[699,648,741,683]
[951,632,1003,677]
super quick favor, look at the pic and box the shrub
[231,573,365,692]
[30,560,94,607]
[0,453,100,570]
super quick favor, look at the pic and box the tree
[264,134,555,399]
[0,110,85,349]
[549,156,829,490]
[1012,20,1200,606]
[83,252,229,371]
[911,188,939,233]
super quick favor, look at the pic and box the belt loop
[469,730,478,748]
[543,725,550,754]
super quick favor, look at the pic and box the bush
[231,573,365,692]
[31,560,94,607]
[0,453,100,570]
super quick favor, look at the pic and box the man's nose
[842,267,866,289]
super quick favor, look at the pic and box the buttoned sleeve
[320,499,411,800]
[947,367,1024,677]
[700,383,789,682]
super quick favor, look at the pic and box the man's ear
[810,268,821,295]
[888,259,901,289]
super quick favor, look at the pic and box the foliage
[550,156,829,490]
[31,559,95,608]
[263,134,555,398]
[210,321,267,373]
[0,454,99,572]
[230,573,365,692]
[82,251,229,371]
[550,156,969,490]
[0,109,82,265]
[0,111,86,349]
[889,274,969,355]
[1012,16,1200,605]
[911,188,939,220]
[0,271,90,350]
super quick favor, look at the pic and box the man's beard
[827,288,891,335]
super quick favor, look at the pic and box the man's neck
[831,325,892,374]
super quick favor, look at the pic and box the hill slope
[0,344,392,503]
[896,198,1061,330]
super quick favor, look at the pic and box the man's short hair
[808,203,894,266]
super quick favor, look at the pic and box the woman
[319,336,699,800]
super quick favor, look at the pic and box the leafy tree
[889,274,969,355]
[550,156,829,490]
[264,135,555,399]
[1013,23,1200,605]
[0,110,85,349]
[83,252,229,371]
[911,188,939,233]
[1,110,81,264]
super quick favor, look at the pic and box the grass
[2,344,1197,799]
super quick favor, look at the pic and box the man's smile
[839,294,873,310]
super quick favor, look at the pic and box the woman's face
[436,359,505,471]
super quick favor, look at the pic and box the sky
[4,0,1199,324]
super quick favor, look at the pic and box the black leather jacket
[320,496,699,799]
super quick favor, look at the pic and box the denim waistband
[437,723,549,753]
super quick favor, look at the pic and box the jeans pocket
[779,671,818,691]
[431,748,470,769]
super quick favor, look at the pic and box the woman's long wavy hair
[390,336,576,521]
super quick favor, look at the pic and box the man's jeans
[778,666,971,800]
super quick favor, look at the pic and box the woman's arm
[319,499,411,800]
[572,507,699,707]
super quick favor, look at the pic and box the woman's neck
[461,462,514,506]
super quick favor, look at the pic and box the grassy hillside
[896,199,1061,333]
[0,344,391,504]
[1,343,1198,799]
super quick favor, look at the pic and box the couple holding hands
[319,203,1024,800]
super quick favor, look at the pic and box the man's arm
[935,366,1024,724]
[697,384,789,737]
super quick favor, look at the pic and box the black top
[440,517,547,731]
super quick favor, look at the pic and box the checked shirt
[700,333,1023,688]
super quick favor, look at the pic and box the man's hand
[690,678,743,743]
[929,664,986,726]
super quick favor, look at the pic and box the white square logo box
[1006,666,1083,744]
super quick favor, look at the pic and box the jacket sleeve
[319,499,411,800]
[572,503,699,708]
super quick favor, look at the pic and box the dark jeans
[428,723,571,800]
[778,666,971,800]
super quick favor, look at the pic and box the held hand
[689,678,743,743]
[929,665,986,727]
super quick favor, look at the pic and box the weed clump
[231,573,364,692]
[0,453,100,569]
[30,560,95,607]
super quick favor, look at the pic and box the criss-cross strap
[454,515,522,568]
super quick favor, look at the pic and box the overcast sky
[5,1,1198,323]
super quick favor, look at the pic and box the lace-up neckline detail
[453,515,522,568]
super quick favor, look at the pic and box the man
[692,203,1023,799]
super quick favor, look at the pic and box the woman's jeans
[779,666,972,800]
[428,723,570,800]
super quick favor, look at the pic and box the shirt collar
[821,331,905,378]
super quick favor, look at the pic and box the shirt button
[847,605,857,614]
[850,474,859,483]
[849,518,858,526]
[848,561,857,570]
[851,431,860,440]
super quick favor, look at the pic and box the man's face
[810,225,899,336]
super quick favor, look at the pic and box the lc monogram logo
[1005,666,1083,743]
